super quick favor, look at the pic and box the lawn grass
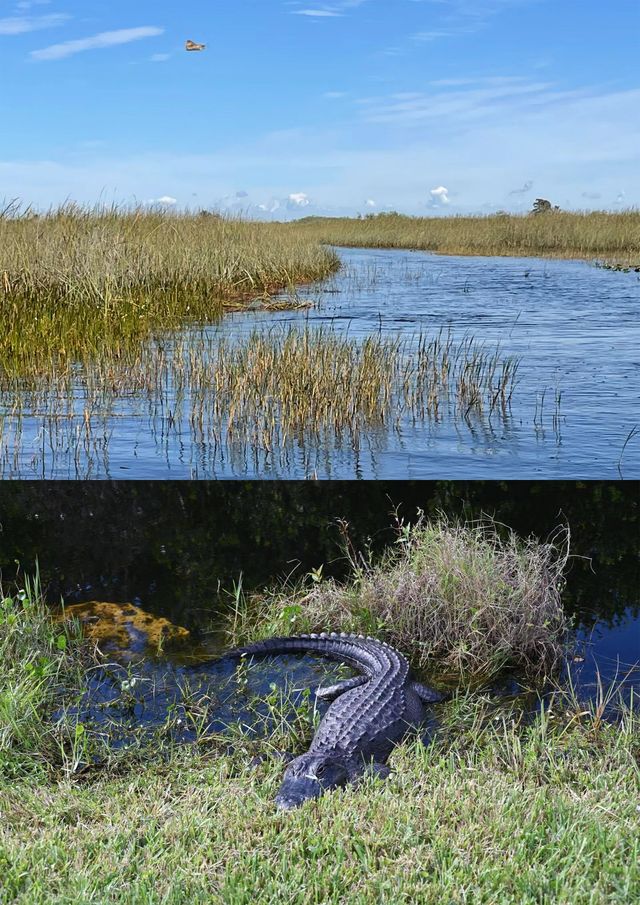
[292,210,640,265]
[1,696,637,904]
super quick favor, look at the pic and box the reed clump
[0,202,339,379]
[228,516,570,682]
[0,326,520,476]
[293,210,640,264]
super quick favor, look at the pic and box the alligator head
[275,753,350,810]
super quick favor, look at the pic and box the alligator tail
[219,632,392,671]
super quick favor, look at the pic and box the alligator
[220,632,446,809]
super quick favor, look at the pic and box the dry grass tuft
[231,516,570,682]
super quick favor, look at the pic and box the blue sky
[2,0,639,216]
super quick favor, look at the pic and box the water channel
[1,248,638,479]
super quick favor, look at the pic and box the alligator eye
[316,764,326,777]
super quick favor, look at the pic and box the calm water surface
[2,248,638,478]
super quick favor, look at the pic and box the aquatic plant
[0,325,521,477]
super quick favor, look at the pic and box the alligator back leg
[316,675,367,702]
[411,681,449,703]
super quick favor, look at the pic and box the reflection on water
[1,248,638,478]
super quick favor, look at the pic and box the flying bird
[185,39,206,52]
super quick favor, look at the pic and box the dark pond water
[1,248,638,479]
[1,481,637,741]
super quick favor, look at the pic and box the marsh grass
[225,516,570,683]
[294,209,640,265]
[0,326,521,477]
[0,203,339,380]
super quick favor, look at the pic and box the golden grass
[292,210,640,264]
[0,203,339,378]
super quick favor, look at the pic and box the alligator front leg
[367,761,391,780]
[411,681,448,703]
[350,760,392,787]
[315,675,367,702]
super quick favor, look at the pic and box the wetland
[1,208,638,479]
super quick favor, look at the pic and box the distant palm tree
[185,39,206,52]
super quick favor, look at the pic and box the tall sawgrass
[0,203,339,378]
[294,210,640,263]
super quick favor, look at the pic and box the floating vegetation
[56,601,191,659]
[0,326,521,477]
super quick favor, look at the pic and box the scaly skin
[220,632,445,809]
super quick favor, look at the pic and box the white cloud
[258,200,282,213]
[365,198,376,206]
[0,13,69,35]
[31,26,164,61]
[429,186,450,205]
[148,195,177,206]
[288,192,311,207]
[149,52,170,62]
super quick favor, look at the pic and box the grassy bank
[2,552,638,903]
[0,577,88,780]
[0,205,338,379]
[293,210,640,265]
[1,690,637,902]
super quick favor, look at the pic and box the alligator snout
[275,776,322,810]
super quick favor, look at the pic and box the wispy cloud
[290,0,369,17]
[382,0,541,54]
[293,9,343,16]
[357,78,567,127]
[31,26,164,61]
[0,13,69,35]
